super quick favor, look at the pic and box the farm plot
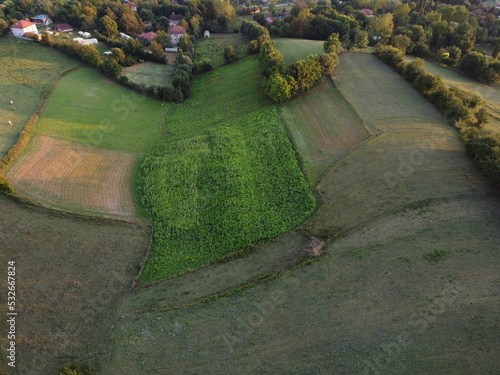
[404,55,500,133]
[194,33,248,68]
[122,62,176,87]
[0,37,80,158]
[140,107,316,281]
[273,38,325,64]
[6,136,137,216]
[33,67,166,152]
[280,79,371,183]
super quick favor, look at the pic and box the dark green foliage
[259,41,285,77]
[264,73,298,102]
[55,361,95,375]
[424,250,449,264]
[459,51,489,80]
[0,175,14,195]
[375,45,404,67]
[461,128,500,186]
[288,55,324,92]
[193,59,214,75]
[98,15,118,38]
[98,58,122,78]
[324,33,341,54]
[241,20,270,51]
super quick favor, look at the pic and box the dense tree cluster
[461,128,500,186]
[258,38,338,102]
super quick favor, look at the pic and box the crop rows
[140,107,316,281]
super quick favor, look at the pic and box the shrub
[0,175,14,195]
[224,44,238,63]
[56,362,95,375]
[375,45,404,67]
[461,128,500,185]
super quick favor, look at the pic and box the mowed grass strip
[273,38,325,64]
[6,135,137,216]
[33,67,166,152]
[122,62,176,87]
[194,33,248,68]
[0,38,80,158]
[280,79,371,183]
[140,107,316,282]
[334,53,443,132]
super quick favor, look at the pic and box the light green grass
[33,67,166,152]
[279,79,371,183]
[122,62,176,87]
[273,38,325,64]
[194,33,248,68]
[0,37,80,158]
[140,107,316,281]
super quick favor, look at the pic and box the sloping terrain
[102,53,500,374]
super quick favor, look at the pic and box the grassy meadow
[32,67,166,152]
[273,37,325,64]
[0,37,80,158]
[122,62,176,87]
[194,33,248,68]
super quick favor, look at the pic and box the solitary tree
[324,33,341,54]
[150,40,164,60]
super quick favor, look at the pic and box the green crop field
[404,55,500,133]
[32,67,166,152]
[122,62,176,87]
[279,79,372,183]
[194,33,248,68]
[140,107,316,281]
[0,38,80,158]
[273,37,325,64]
[139,56,315,281]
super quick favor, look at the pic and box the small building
[138,31,158,45]
[167,26,186,45]
[359,8,374,16]
[11,20,38,37]
[143,20,153,30]
[265,17,274,24]
[125,1,137,11]
[169,13,184,26]
[54,23,73,32]
[73,37,98,45]
[203,30,210,38]
[165,47,178,52]
[103,51,113,55]
[31,14,52,25]
[119,32,131,40]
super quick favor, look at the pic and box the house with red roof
[360,8,374,16]
[53,23,73,32]
[138,31,158,45]
[11,20,38,37]
[167,26,187,45]
[125,1,137,11]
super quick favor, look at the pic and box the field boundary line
[0,65,82,176]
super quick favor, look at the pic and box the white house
[11,20,38,37]
[167,26,187,45]
[203,30,210,38]
[119,32,131,40]
[31,14,52,25]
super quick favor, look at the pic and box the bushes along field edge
[375,45,500,186]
